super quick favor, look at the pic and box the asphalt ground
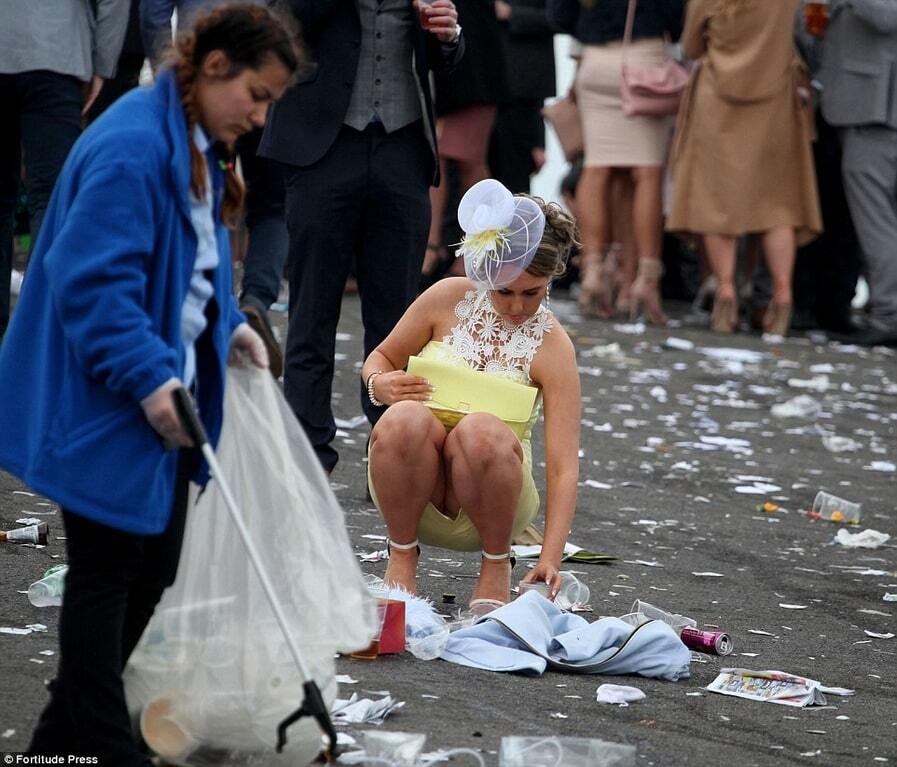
[2,292,896,766]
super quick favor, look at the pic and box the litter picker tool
[173,387,339,762]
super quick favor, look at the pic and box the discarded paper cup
[811,491,861,524]
[141,698,200,763]
[351,596,389,660]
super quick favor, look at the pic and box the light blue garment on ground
[441,591,691,681]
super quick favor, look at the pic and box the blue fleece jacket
[0,71,244,534]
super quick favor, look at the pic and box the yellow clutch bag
[406,355,538,439]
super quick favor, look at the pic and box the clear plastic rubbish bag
[124,364,379,766]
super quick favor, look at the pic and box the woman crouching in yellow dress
[361,179,582,616]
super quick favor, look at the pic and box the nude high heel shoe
[629,258,668,325]
[578,248,614,318]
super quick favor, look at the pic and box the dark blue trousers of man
[283,122,431,472]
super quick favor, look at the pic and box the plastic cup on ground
[555,573,589,611]
[351,596,389,660]
[811,491,861,524]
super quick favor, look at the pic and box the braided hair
[172,4,301,227]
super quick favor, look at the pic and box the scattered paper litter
[330,693,404,725]
[549,712,569,719]
[15,517,43,526]
[699,347,768,364]
[834,529,891,549]
[613,322,645,335]
[863,631,895,640]
[787,375,830,392]
[0,627,34,635]
[663,337,694,351]
[779,604,809,610]
[584,479,613,490]
[625,560,664,568]
[1,729,14,739]
[883,594,897,602]
[336,675,359,685]
[864,461,896,473]
[596,684,646,707]
[748,630,775,637]
[706,669,853,707]
[771,395,821,419]
[692,572,725,578]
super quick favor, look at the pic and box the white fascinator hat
[455,179,546,290]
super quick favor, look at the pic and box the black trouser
[283,121,432,472]
[237,127,288,310]
[29,452,195,765]
[488,99,546,195]
[0,70,82,339]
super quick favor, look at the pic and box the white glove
[141,378,193,448]
[229,322,269,369]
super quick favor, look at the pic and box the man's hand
[414,0,460,43]
[495,0,512,21]
[141,379,193,448]
[82,75,105,116]
[531,146,546,173]
[229,323,269,369]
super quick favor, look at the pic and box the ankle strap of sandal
[481,550,512,561]
[388,538,420,551]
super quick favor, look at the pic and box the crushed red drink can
[680,627,733,656]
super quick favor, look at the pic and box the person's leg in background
[0,75,21,341]
[575,165,613,317]
[237,128,288,377]
[840,125,897,343]
[488,100,540,195]
[760,225,796,336]
[704,233,738,333]
[812,115,861,332]
[29,453,193,766]
[18,71,82,248]
[283,128,365,473]
[357,122,431,427]
[628,165,667,324]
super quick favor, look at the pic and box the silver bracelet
[366,370,385,407]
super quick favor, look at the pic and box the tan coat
[666,0,822,244]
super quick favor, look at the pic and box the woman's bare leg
[704,233,739,332]
[761,225,796,306]
[576,166,614,316]
[443,413,523,604]
[628,165,667,323]
[369,401,447,593]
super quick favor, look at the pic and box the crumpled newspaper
[330,693,405,725]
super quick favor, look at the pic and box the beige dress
[576,39,673,167]
[666,0,822,245]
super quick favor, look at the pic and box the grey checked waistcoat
[344,0,424,132]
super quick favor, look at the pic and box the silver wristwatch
[449,23,462,44]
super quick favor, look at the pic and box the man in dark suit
[818,0,897,346]
[489,0,556,194]
[259,0,463,472]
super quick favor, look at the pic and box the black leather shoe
[240,294,284,379]
[827,323,897,347]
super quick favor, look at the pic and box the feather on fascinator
[456,179,546,290]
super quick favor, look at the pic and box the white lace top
[437,289,553,384]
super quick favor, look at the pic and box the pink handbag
[620,0,689,117]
